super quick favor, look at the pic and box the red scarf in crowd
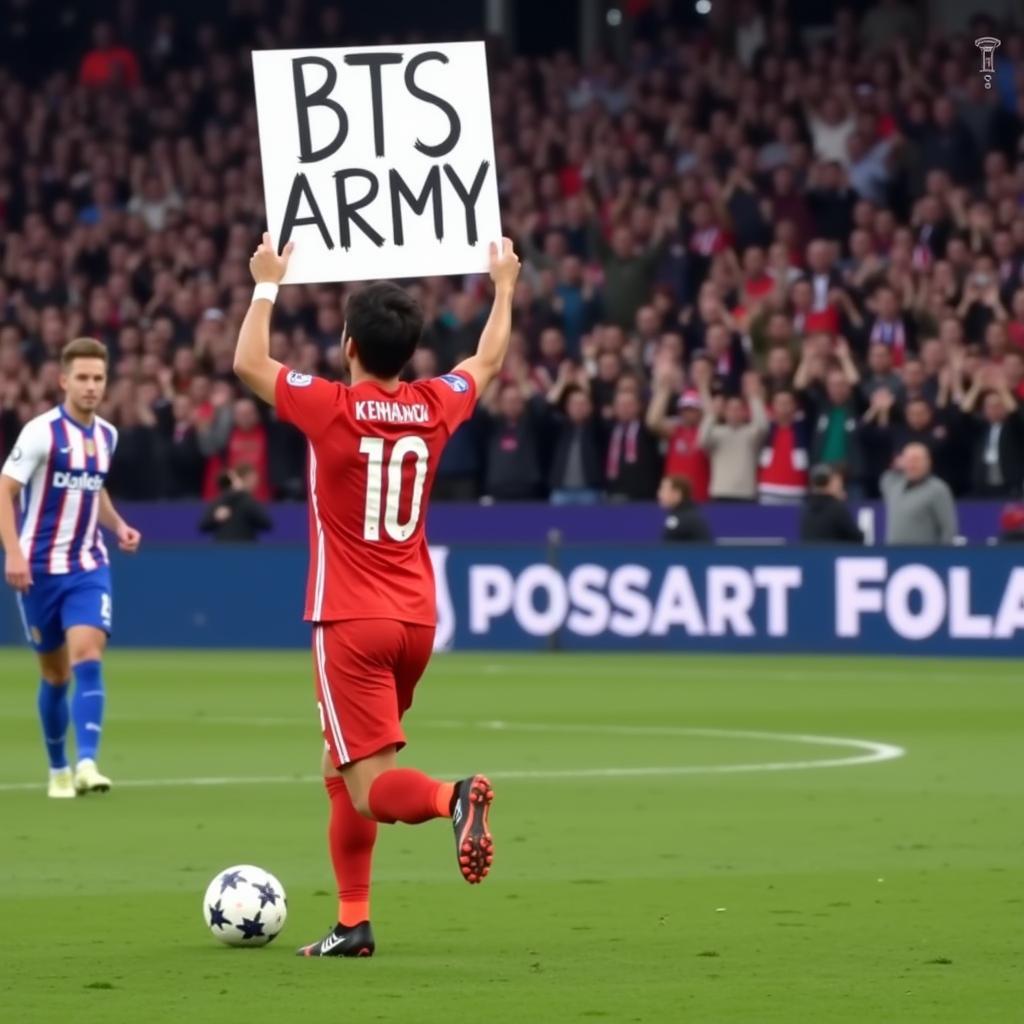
[607,421,640,480]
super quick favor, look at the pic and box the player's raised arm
[453,238,521,393]
[233,233,295,405]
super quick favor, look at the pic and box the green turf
[0,649,1021,1023]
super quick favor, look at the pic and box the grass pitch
[0,649,1021,1023]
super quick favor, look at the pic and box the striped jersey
[1,406,118,575]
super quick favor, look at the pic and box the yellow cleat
[47,768,76,799]
[74,759,111,795]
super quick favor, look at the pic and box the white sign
[252,42,501,284]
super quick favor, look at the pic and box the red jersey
[274,366,478,625]
[664,423,710,502]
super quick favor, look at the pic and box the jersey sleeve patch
[438,373,469,394]
[286,371,314,388]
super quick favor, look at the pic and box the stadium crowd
[2,2,1024,506]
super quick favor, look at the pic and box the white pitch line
[0,722,904,793]
[425,720,905,772]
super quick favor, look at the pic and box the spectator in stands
[552,256,597,357]
[604,386,660,501]
[647,372,710,503]
[78,22,140,89]
[590,218,668,329]
[802,351,866,493]
[590,348,626,420]
[199,466,273,543]
[103,384,164,499]
[864,285,915,366]
[807,163,856,245]
[891,398,954,481]
[547,379,605,506]
[861,343,904,400]
[216,397,271,502]
[164,393,205,499]
[128,166,182,232]
[434,419,483,501]
[919,96,979,186]
[758,389,810,504]
[762,346,797,400]
[480,382,545,501]
[799,464,865,544]
[881,443,958,544]
[658,476,712,543]
[699,374,768,502]
[962,373,1024,497]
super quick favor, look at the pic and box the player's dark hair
[810,464,835,491]
[345,282,423,380]
[61,337,108,369]
[664,475,691,503]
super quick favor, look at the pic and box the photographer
[799,464,865,544]
[199,464,273,543]
[658,476,713,543]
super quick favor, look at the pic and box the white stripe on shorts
[314,626,350,765]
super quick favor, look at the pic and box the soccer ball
[202,865,287,947]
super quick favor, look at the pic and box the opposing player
[1,338,141,798]
[233,233,520,957]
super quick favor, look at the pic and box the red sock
[368,768,454,825]
[325,776,377,926]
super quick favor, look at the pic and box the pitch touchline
[0,722,905,792]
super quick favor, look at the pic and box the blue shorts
[16,566,113,653]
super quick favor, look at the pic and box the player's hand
[117,524,142,554]
[250,232,295,285]
[5,551,32,592]
[489,237,521,291]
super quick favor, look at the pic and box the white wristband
[252,282,279,304]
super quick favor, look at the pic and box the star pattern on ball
[236,911,266,941]
[208,900,230,931]
[218,869,247,894]
[254,881,279,908]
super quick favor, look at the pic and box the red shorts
[312,619,435,767]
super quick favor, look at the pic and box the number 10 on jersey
[359,436,429,542]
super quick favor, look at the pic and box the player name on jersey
[354,400,431,424]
